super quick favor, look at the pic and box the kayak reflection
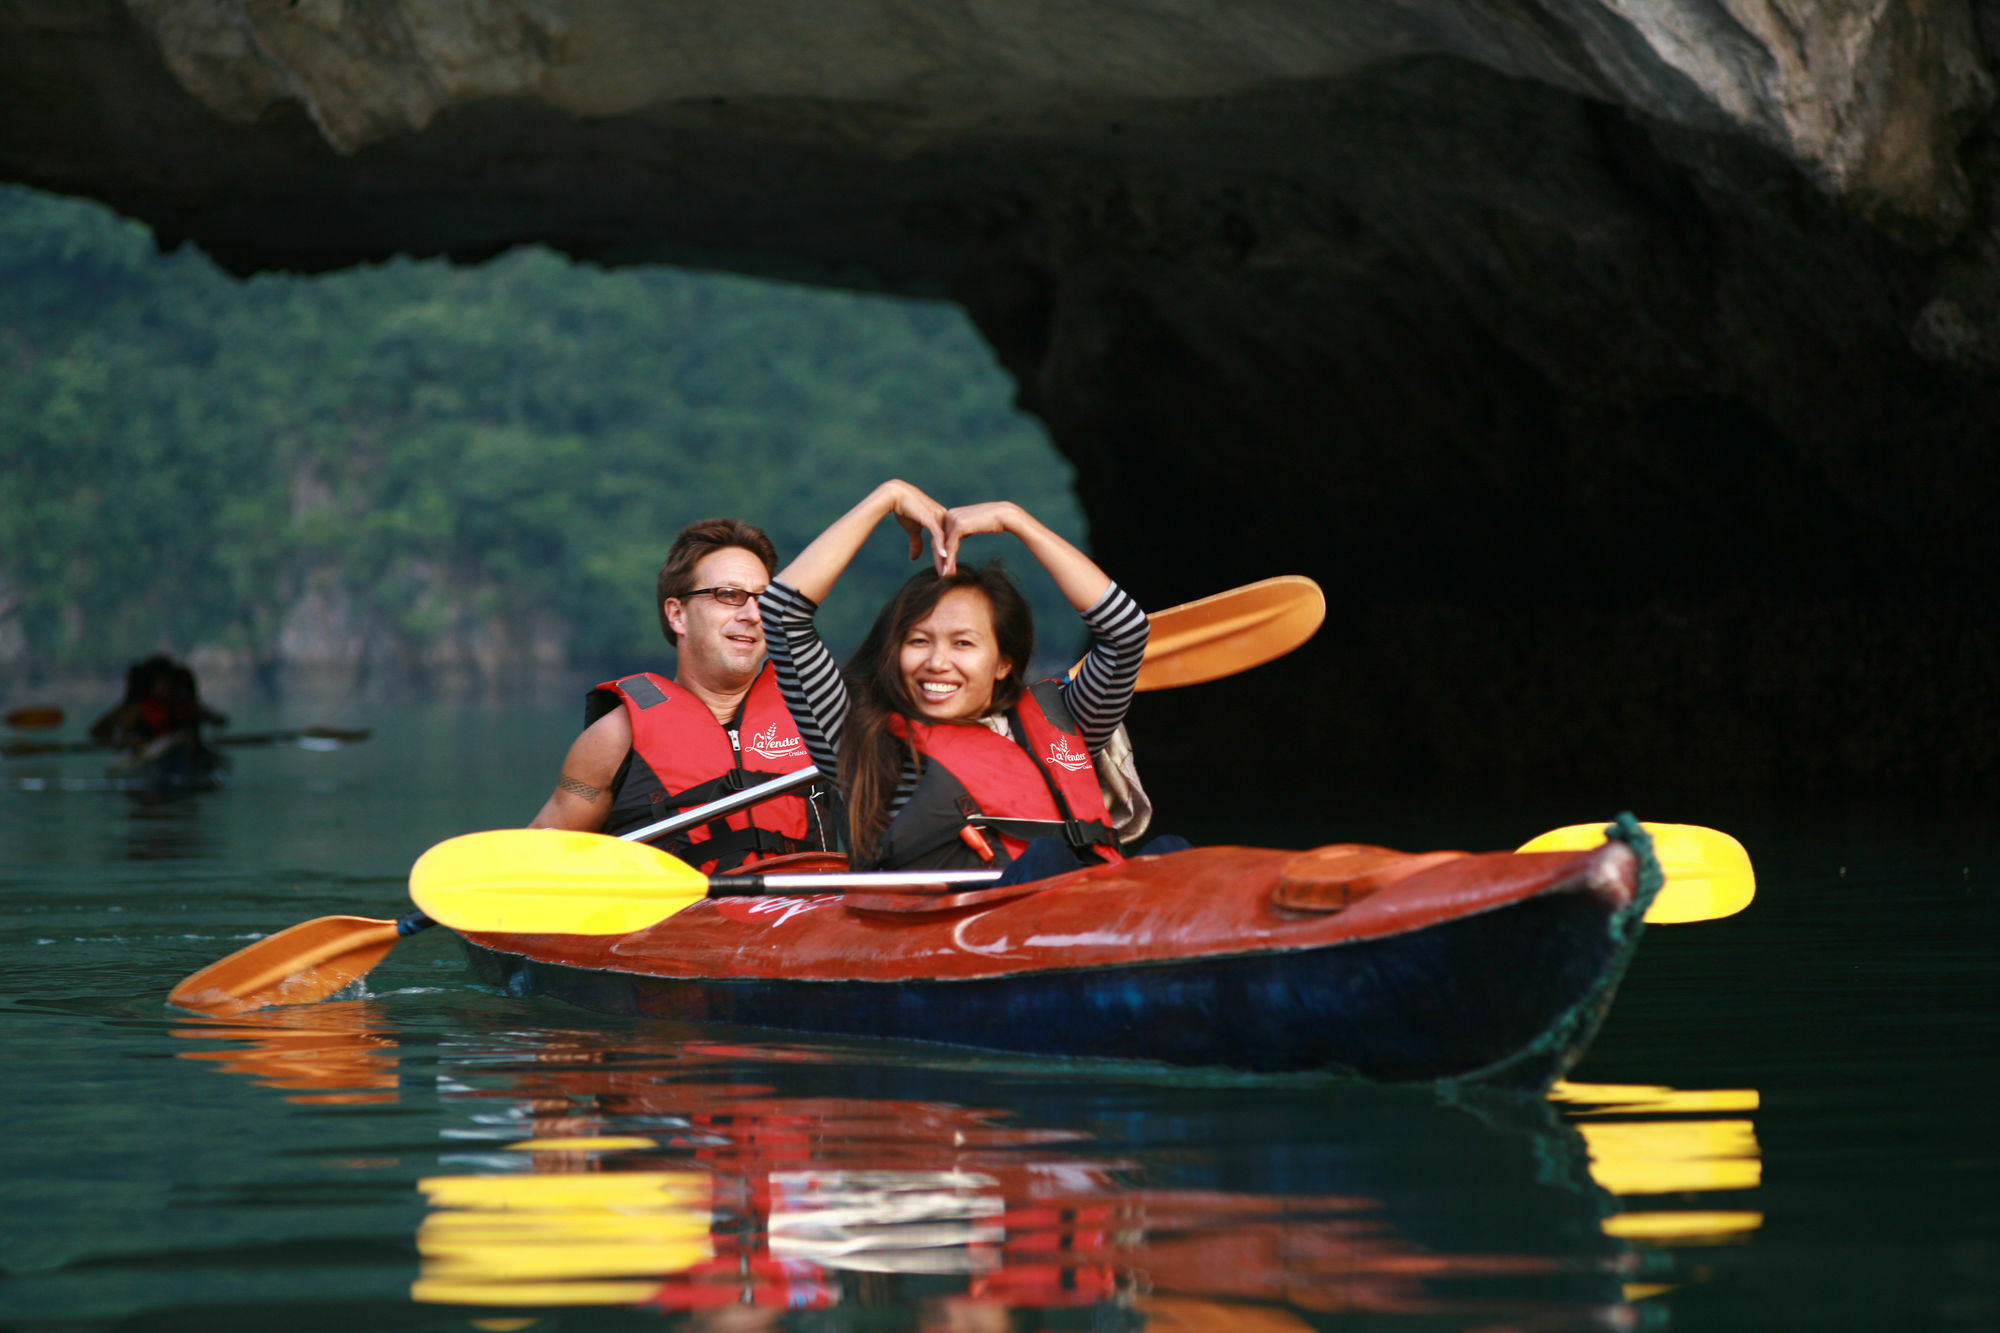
[171,1017,1762,1327]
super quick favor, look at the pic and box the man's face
[664,547,770,690]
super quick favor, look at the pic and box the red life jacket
[588,664,831,874]
[872,680,1124,872]
[133,697,173,741]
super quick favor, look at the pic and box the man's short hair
[656,518,779,644]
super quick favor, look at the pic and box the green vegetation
[0,184,1086,685]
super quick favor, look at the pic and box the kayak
[453,816,1661,1090]
[106,736,228,792]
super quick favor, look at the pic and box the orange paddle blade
[169,915,404,1017]
[5,705,63,730]
[1133,575,1325,690]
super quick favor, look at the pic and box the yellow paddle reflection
[414,1154,714,1307]
[1552,1081,1764,1252]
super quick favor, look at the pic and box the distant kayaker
[760,479,1186,882]
[527,517,835,872]
[88,654,227,754]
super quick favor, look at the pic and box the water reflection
[1553,1082,1763,1259]
[5,769,222,860]
[117,792,220,861]
[171,1013,1766,1328]
[171,1001,400,1105]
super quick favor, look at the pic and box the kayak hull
[108,738,227,793]
[454,827,1659,1089]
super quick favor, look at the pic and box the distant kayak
[105,735,229,793]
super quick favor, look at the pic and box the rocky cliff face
[6,0,1997,797]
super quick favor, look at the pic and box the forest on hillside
[0,185,1085,695]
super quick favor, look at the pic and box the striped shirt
[758,580,1149,818]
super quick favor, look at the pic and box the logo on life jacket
[746,723,806,762]
[1045,734,1092,772]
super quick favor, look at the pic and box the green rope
[1445,811,1660,1092]
[1604,810,1664,937]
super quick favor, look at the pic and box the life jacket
[869,679,1125,872]
[587,664,831,874]
[131,696,174,742]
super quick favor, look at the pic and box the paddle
[177,802,1753,1014]
[168,913,430,1016]
[412,816,1756,938]
[1517,822,1755,923]
[5,726,372,760]
[165,763,811,1016]
[215,726,373,749]
[5,705,63,730]
[410,828,1006,934]
[1080,575,1325,690]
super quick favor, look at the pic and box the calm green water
[3,704,1995,1331]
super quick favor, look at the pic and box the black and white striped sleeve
[1066,583,1149,751]
[758,581,847,777]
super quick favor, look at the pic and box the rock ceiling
[6,1,1997,797]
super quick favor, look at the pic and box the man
[528,517,833,872]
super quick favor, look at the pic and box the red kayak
[452,815,1661,1090]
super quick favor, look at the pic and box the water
[3,704,1996,1330]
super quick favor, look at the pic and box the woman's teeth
[921,682,957,696]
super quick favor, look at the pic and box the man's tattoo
[558,773,603,801]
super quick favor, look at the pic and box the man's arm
[527,709,632,831]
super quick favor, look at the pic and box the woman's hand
[940,501,1022,572]
[946,500,1113,612]
[880,480,952,572]
[771,479,954,603]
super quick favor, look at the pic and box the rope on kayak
[1446,811,1661,1093]
[1605,810,1664,937]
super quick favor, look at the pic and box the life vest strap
[997,703,1116,853]
[658,766,807,810]
[973,814,1119,849]
[636,819,820,864]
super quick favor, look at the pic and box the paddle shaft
[618,764,825,845]
[710,869,1002,895]
[5,726,369,759]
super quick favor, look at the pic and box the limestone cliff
[5,0,1997,797]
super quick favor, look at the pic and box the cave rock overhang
[7,0,2000,798]
[9,0,1990,271]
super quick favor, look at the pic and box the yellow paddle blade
[410,829,709,935]
[1517,822,1755,923]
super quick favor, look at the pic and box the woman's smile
[901,588,1011,721]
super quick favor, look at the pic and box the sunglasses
[679,586,764,607]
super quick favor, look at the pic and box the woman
[759,479,1184,880]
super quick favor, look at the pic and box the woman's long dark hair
[840,563,1036,862]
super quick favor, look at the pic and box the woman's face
[899,587,1013,722]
